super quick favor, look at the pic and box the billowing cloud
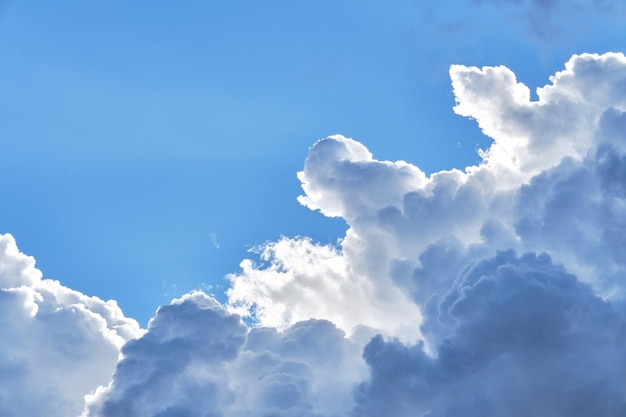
[231,52,626,329]
[5,52,626,416]
[82,292,247,417]
[82,292,366,417]
[0,234,142,417]
[354,251,626,417]
[226,52,626,415]
[226,236,422,340]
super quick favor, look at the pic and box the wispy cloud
[209,232,220,249]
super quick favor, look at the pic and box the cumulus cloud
[354,251,626,417]
[82,292,247,417]
[226,52,626,415]
[226,236,422,340]
[5,51,626,416]
[230,52,626,331]
[0,234,142,417]
[83,292,365,417]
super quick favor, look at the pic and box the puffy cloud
[451,52,626,176]
[226,236,422,340]
[83,292,365,417]
[297,135,427,220]
[227,52,626,415]
[7,52,626,416]
[226,319,366,417]
[82,292,247,417]
[353,251,626,417]
[0,234,142,417]
[231,52,626,333]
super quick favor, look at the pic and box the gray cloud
[83,292,247,417]
[83,293,364,417]
[354,251,626,417]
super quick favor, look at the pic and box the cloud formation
[227,52,626,415]
[230,52,626,331]
[226,236,422,340]
[0,234,142,417]
[82,292,365,417]
[354,251,626,416]
[4,52,626,416]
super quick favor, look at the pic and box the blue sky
[3,1,623,325]
[3,2,626,415]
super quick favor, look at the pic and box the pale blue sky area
[1,1,624,324]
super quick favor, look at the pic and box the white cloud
[224,51,626,415]
[6,52,626,416]
[226,54,626,343]
[0,234,142,417]
[451,53,626,176]
[227,236,422,340]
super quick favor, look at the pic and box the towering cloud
[4,52,626,416]
[232,52,626,331]
[227,52,626,415]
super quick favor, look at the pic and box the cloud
[82,292,366,417]
[5,51,626,416]
[225,52,626,415]
[229,52,626,332]
[0,234,142,417]
[82,292,247,417]
[354,251,626,417]
[226,236,422,340]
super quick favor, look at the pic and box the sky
[2,1,626,416]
